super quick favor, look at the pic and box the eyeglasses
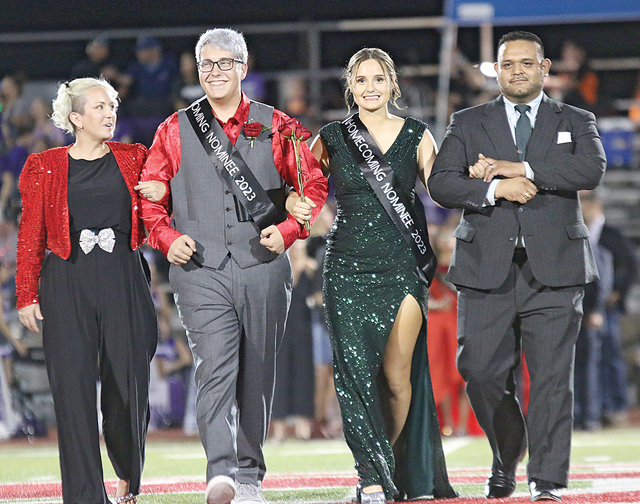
[196,58,244,72]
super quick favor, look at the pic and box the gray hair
[195,28,248,63]
[51,77,118,135]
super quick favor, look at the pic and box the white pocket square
[557,131,572,144]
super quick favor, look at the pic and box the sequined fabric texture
[320,118,454,499]
[16,142,148,309]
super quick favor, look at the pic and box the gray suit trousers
[169,253,292,484]
[456,252,584,487]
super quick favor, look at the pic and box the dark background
[2,1,640,102]
[0,1,443,32]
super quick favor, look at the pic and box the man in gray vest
[140,28,328,504]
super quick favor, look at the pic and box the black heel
[354,484,363,503]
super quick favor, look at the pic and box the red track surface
[2,470,640,503]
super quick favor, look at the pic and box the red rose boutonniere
[279,118,313,231]
[242,122,271,147]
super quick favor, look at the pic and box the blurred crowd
[1,34,640,441]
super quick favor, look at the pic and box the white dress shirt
[484,92,543,206]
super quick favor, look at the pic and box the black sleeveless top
[67,151,131,235]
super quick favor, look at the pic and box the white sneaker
[235,482,267,504]
[205,475,236,504]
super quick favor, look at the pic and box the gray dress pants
[456,251,584,487]
[169,252,292,484]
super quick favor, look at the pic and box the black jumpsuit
[39,152,157,504]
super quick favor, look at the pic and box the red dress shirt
[140,92,328,256]
[16,142,149,309]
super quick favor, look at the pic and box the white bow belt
[79,228,116,254]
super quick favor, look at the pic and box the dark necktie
[515,104,532,161]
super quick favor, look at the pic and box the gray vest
[173,101,286,269]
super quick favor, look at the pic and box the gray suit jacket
[428,94,606,290]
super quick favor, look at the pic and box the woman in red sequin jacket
[16,142,149,309]
[15,77,164,504]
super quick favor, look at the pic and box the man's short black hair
[498,31,545,60]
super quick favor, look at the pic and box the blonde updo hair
[51,77,118,135]
[343,47,402,112]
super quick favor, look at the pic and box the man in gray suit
[428,31,606,502]
[140,28,328,504]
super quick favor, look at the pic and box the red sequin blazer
[16,142,149,310]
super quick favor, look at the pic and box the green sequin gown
[320,117,456,500]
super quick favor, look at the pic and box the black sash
[340,114,437,286]
[185,96,282,229]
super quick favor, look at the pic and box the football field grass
[1,425,640,503]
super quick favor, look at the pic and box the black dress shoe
[529,480,561,502]
[485,463,517,498]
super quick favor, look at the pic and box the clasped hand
[469,153,526,182]
[469,153,537,204]
[286,194,316,225]
[260,225,285,255]
[134,180,166,202]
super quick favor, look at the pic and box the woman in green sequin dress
[289,49,455,502]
